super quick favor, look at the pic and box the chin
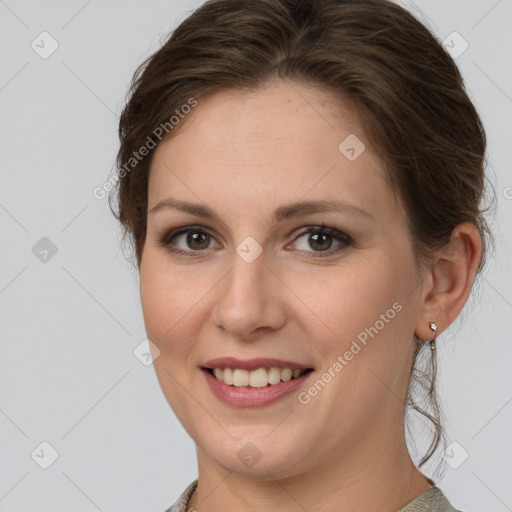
[199,432,311,479]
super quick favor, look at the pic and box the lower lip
[202,368,313,407]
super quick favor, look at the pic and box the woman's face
[140,80,425,479]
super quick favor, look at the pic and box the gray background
[0,1,511,511]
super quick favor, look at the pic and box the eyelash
[156,224,353,259]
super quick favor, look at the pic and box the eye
[288,225,352,258]
[157,226,220,256]
[157,224,353,258]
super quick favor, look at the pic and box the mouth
[201,366,314,388]
[200,357,316,407]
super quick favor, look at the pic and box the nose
[210,251,287,340]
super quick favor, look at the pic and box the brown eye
[308,231,333,251]
[185,231,211,250]
[158,224,352,259]
[291,225,353,259]
[158,226,219,255]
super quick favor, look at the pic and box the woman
[110,0,493,510]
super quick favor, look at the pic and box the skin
[140,79,482,512]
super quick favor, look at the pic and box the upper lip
[202,357,314,371]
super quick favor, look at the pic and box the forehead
[147,80,399,221]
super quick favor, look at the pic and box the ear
[414,222,483,340]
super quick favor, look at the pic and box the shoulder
[165,481,462,512]
[398,485,463,512]
[163,479,198,512]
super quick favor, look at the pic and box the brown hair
[110,0,494,478]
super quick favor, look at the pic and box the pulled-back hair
[110,0,494,478]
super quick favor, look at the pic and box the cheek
[139,261,205,361]
[298,256,417,406]
[294,259,407,349]
[139,261,208,425]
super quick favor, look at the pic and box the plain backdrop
[1,1,511,511]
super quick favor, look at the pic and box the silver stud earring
[416,322,438,348]
[429,322,438,350]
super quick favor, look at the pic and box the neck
[188,433,432,512]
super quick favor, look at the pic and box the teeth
[223,367,233,385]
[210,367,309,387]
[268,367,281,385]
[281,368,292,381]
[249,368,268,388]
[233,368,249,386]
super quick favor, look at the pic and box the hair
[109,0,495,479]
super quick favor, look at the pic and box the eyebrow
[148,198,374,221]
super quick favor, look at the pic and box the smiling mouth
[203,367,314,388]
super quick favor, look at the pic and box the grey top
[164,479,462,511]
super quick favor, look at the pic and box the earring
[428,322,438,351]
[416,322,438,349]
